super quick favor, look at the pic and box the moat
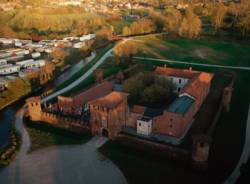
[0,100,24,149]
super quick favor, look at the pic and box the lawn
[99,35,250,184]
[62,59,129,97]
[132,35,250,67]
[25,121,92,153]
[54,44,114,92]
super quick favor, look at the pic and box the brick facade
[89,92,128,139]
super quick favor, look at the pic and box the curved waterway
[0,99,25,149]
[0,86,50,150]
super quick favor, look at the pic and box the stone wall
[116,133,191,161]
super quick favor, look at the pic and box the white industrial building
[73,42,86,49]
[80,34,96,42]
[5,55,24,62]
[0,38,13,45]
[31,52,41,59]
[137,117,152,136]
[0,59,7,65]
[0,65,20,75]
[16,59,45,69]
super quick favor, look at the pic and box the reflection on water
[0,100,24,149]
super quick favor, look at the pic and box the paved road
[134,57,250,71]
[0,109,127,184]
[54,52,96,87]
[41,48,113,103]
[224,105,250,184]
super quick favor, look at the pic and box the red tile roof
[89,91,128,109]
[26,96,41,103]
[181,72,214,99]
[155,66,214,100]
[155,66,199,78]
[72,81,114,108]
[131,105,146,114]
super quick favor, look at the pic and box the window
[178,87,181,92]
[139,123,141,127]
[179,79,182,84]
[200,142,205,147]
[169,124,173,128]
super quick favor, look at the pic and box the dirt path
[134,57,250,71]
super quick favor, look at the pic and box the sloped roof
[181,72,214,99]
[89,91,128,109]
[155,66,199,79]
[167,95,195,115]
[143,107,163,118]
[26,96,41,103]
[131,105,146,114]
[72,81,114,107]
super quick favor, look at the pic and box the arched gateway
[102,128,109,137]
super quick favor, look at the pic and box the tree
[113,41,139,63]
[122,19,156,36]
[179,10,202,38]
[164,7,182,33]
[123,72,176,106]
[51,48,68,63]
[210,3,227,33]
[149,10,166,31]
[237,11,250,37]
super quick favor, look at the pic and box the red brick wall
[90,98,127,139]
[153,112,183,137]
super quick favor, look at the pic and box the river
[0,99,25,149]
[0,52,96,150]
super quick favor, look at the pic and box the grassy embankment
[56,44,130,97]
[0,78,32,110]
[100,35,250,184]
[25,120,92,153]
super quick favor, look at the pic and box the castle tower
[222,87,233,112]
[192,134,211,170]
[94,69,103,83]
[26,96,42,121]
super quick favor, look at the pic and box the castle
[26,66,216,167]
[26,66,214,139]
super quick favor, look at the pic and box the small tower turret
[26,96,42,121]
[192,134,211,170]
[222,86,233,112]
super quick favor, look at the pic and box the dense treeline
[0,0,250,39]
[0,7,106,39]
[121,0,250,38]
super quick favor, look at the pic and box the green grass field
[133,35,250,67]
[25,121,91,153]
[55,44,114,92]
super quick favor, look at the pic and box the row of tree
[122,8,202,39]
[122,1,250,38]
[0,7,106,39]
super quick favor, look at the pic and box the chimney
[189,67,192,71]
